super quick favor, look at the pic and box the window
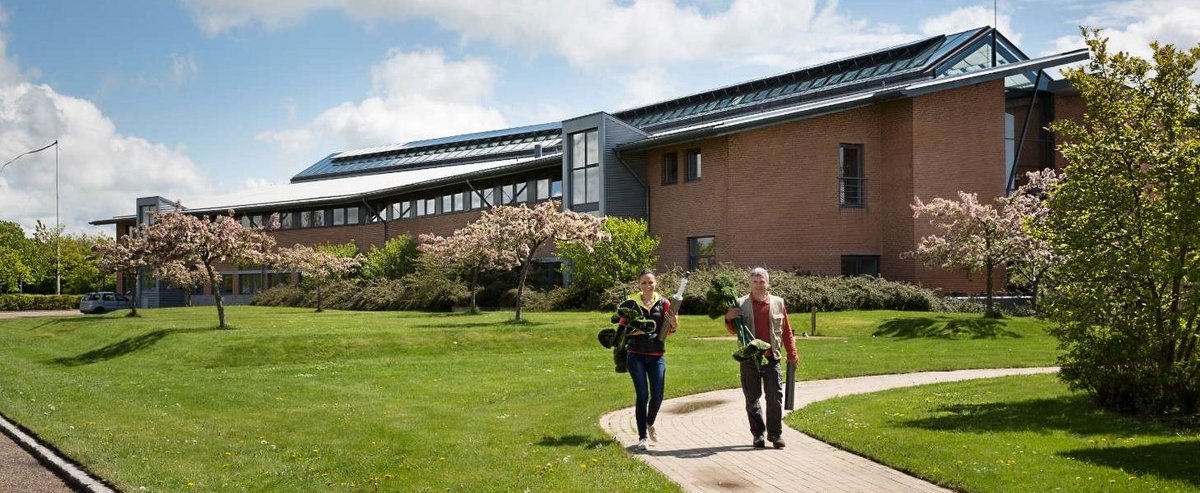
[536,178,550,200]
[138,205,156,225]
[346,207,359,224]
[301,210,325,228]
[551,179,562,198]
[240,216,252,228]
[268,272,292,287]
[841,255,880,277]
[662,153,679,185]
[452,192,464,212]
[441,195,453,213]
[416,197,436,216]
[220,274,234,294]
[685,149,702,182]
[389,201,411,220]
[839,144,865,207]
[470,188,493,209]
[687,236,716,271]
[239,273,263,295]
[333,208,346,226]
[277,212,293,229]
[501,182,528,205]
[570,129,600,208]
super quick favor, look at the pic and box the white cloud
[168,53,199,85]
[1047,0,1200,59]
[920,5,1022,47]
[183,0,918,71]
[258,48,506,152]
[0,29,208,234]
[616,66,675,109]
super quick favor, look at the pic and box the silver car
[79,292,133,314]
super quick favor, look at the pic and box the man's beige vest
[737,294,785,360]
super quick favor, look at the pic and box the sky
[0,0,1197,236]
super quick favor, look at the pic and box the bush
[0,294,80,311]
[253,275,468,312]
[597,266,942,313]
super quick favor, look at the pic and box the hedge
[0,294,81,311]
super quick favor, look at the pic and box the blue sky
[0,0,1196,234]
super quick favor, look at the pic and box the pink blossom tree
[140,210,279,328]
[274,244,362,312]
[419,224,504,314]
[92,231,152,317]
[907,170,1059,318]
[154,261,209,307]
[462,200,606,322]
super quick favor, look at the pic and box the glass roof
[292,126,562,182]
[613,27,995,130]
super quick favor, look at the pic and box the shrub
[0,294,80,311]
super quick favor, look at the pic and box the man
[724,267,798,449]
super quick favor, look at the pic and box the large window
[415,197,437,217]
[501,182,528,205]
[685,149,702,182]
[839,144,865,207]
[268,272,292,288]
[301,210,325,228]
[442,193,465,213]
[536,178,550,200]
[687,236,716,271]
[239,273,263,295]
[841,255,880,277]
[277,212,293,229]
[662,152,679,185]
[220,274,234,294]
[570,129,600,208]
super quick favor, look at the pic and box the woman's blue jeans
[626,352,666,440]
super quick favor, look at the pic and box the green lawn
[0,307,1057,492]
[789,374,1200,493]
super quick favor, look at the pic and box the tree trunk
[206,264,226,329]
[129,268,140,317]
[469,270,479,313]
[984,260,999,318]
[315,281,323,312]
[514,257,532,322]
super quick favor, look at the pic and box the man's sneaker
[772,439,786,449]
[636,439,648,451]
[648,425,658,442]
[752,436,766,448]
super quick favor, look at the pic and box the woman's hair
[750,267,770,282]
[638,268,655,278]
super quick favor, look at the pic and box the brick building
[93,26,1087,307]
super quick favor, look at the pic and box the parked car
[79,292,133,314]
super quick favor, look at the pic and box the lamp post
[1,140,61,294]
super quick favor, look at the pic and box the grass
[788,374,1200,493]
[0,307,1057,492]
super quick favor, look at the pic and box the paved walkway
[0,310,81,319]
[0,412,114,492]
[601,367,1058,492]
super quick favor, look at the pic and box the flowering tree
[275,244,362,312]
[92,231,152,317]
[141,210,279,328]
[907,170,1058,318]
[419,225,504,314]
[154,261,208,307]
[466,200,606,322]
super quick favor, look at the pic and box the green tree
[362,235,419,280]
[558,217,659,294]
[0,221,40,292]
[1043,30,1200,416]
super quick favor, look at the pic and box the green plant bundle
[704,275,770,370]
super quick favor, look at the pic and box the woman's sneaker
[636,439,648,451]
[648,425,658,442]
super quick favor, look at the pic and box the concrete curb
[0,412,116,493]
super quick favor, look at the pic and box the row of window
[662,149,702,185]
[235,178,562,229]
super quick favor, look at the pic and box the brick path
[601,367,1058,492]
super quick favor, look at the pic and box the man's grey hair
[750,267,770,281]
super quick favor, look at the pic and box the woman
[620,269,678,451]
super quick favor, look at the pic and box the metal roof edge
[901,48,1089,97]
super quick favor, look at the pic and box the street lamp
[0,140,61,295]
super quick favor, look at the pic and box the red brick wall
[910,80,1006,293]
[1053,92,1085,170]
[648,81,1009,294]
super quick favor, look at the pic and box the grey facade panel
[601,116,650,221]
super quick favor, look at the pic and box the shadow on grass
[47,327,217,367]
[536,434,613,449]
[411,320,549,329]
[1060,441,1200,486]
[873,317,1020,339]
[901,396,1176,437]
